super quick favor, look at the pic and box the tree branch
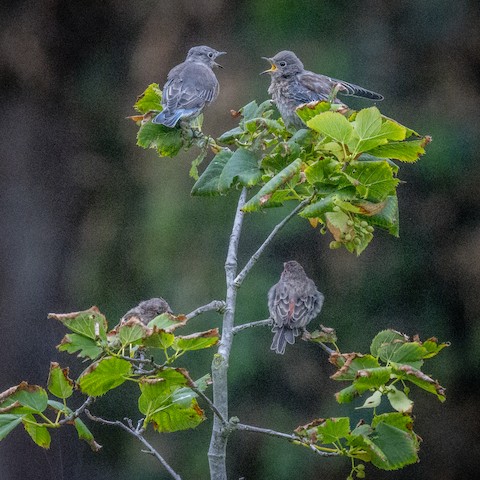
[85,410,182,480]
[185,300,226,321]
[208,188,248,480]
[232,319,273,335]
[59,396,94,424]
[234,197,312,288]
[234,422,338,457]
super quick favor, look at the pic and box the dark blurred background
[1,0,479,479]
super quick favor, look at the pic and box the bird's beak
[260,57,276,75]
[214,51,226,68]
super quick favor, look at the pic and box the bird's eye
[208,52,214,58]
[279,61,287,67]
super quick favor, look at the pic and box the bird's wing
[162,62,219,112]
[299,70,383,101]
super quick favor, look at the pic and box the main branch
[208,188,247,480]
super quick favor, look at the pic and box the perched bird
[268,261,324,354]
[262,50,383,129]
[120,297,172,326]
[152,45,225,128]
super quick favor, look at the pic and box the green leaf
[295,101,332,123]
[191,149,232,196]
[217,126,245,144]
[368,138,428,162]
[335,384,361,404]
[391,365,446,401]
[422,338,450,358]
[295,417,350,444]
[387,386,414,413]
[118,322,147,346]
[174,329,219,351]
[49,307,108,341]
[242,158,302,212]
[218,148,262,191]
[22,414,51,448]
[371,412,414,432]
[75,418,102,451]
[363,195,399,236]
[1,383,49,414]
[368,421,419,470]
[240,101,260,121]
[136,122,183,158]
[134,83,162,114]
[307,111,353,144]
[355,390,383,409]
[47,363,74,399]
[370,330,408,363]
[78,357,132,396]
[57,333,103,360]
[138,369,205,432]
[343,161,399,202]
[347,107,386,153]
[330,353,381,381]
[389,342,427,366]
[143,330,175,349]
[147,313,187,332]
[0,414,23,440]
[353,367,392,390]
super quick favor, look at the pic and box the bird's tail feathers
[270,326,298,354]
[152,109,197,127]
[339,81,384,101]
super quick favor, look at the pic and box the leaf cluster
[0,306,219,448]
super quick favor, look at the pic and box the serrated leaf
[118,322,147,346]
[218,148,262,191]
[217,126,245,144]
[354,367,392,390]
[147,313,187,332]
[136,122,183,157]
[343,161,399,202]
[348,107,389,153]
[23,414,51,448]
[0,414,23,440]
[75,418,102,452]
[0,383,48,414]
[330,353,381,381]
[57,333,103,359]
[78,357,132,397]
[307,111,353,144]
[391,365,446,401]
[143,330,175,349]
[389,342,427,366]
[49,307,108,341]
[335,384,361,404]
[370,330,408,363]
[47,363,74,399]
[189,149,207,180]
[296,101,332,123]
[134,83,162,114]
[368,138,428,162]
[422,338,450,358]
[363,195,399,236]
[371,412,414,432]
[191,149,232,196]
[242,158,303,212]
[174,329,219,351]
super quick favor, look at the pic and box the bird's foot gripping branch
[132,86,431,255]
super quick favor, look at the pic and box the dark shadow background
[1,0,479,478]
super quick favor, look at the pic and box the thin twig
[59,396,94,424]
[85,410,182,480]
[234,423,338,457]
[232,319,273,335]
[234,197,312,288]
[185,300,226,321]
[190,383,228,427]
[313,342,335,355]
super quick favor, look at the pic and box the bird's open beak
[214,51,226,68]
[260,57,276,75]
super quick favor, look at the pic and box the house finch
[120,297,172,325]
[152,45,225,127]
[261,50,383,129]
[268,261,324,354]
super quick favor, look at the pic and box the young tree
[0,85,446,480]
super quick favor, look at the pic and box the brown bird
[120,297,172,326]
[268,261,324,354]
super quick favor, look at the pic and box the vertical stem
[208,188,247,480]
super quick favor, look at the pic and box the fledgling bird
[268,261,324,355]
[261,50,383,129]
[152,45,226,128]
[120,297,172,326]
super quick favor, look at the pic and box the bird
[152,45,225,128]
[120,297,172,326]
[268,261,324,354]
[261,50,383,129]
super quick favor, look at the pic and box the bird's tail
[270,326,298,355]
[339,80,384,101]
[152,108,198,128]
